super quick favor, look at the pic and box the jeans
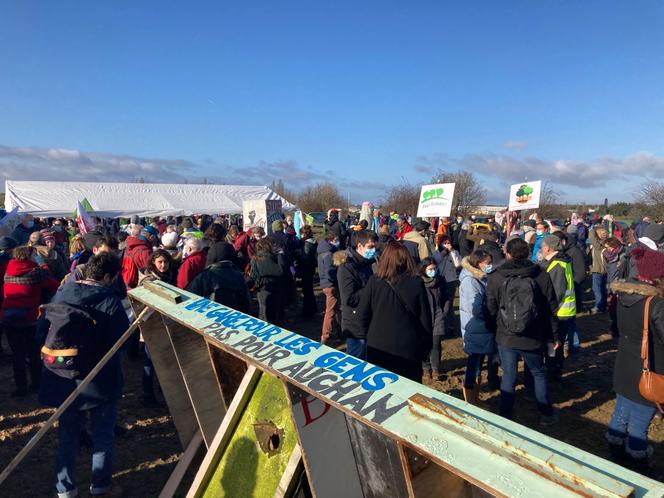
[606,394,657,459]
[320,287,341,343]
[5,324,40,392]
[55,401,117,497]
[346,338,367,360]
[591,273,607,312]
[566,318,581,351]
[422,336,443,372]
[498,346,552,419]
[300,272,316,317]
[464,353,499,388]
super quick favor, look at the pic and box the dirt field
[1,282,663,497]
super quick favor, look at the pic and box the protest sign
[243,199,283,236]
[508,181,542,211]
[416,183,456,218]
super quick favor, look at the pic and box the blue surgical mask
[26,221,34,229]
[457,218,463,224]
[34,254,43,265]
[426,269,437,278]
[483,264,493,274]
[536,230,544,236]
[54,226,63,232]
[363,248,376,260]
[331,240,339,248]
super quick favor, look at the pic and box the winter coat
[402,239,421,265]
[177,250,208,290]
[316,239,337,289]
[610,280,664,407]
[269,231,297,269]
[432,248,459,284]
[337,248,375,339]
[325,213,348,250]
[0,252,10,306]
[10,225,33,246]
[187,261,251,313]
[39,280,130,409]
[458,228,474,257]
[395,222,413,241]
[2,259,59,325]
[541,252,574,312]
[603,247,626,285]
[531,233,546,263]
[485,259,559,351]
[459,258,495,355]
[124,236,153,271]
[478,240,505,268]
[206,240,238,268]
[296,238,318,279]
[377,233,394,254]
[250,250,284,293]
[233,231,251,266]
[402,231,432,261]
[588,228,607,274]
[358,274,432,380]
[565,234,587,285]
[421,274,448,337]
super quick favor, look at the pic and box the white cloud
[503,140,528,150]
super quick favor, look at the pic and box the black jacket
[295,238,318,279]
[250,251,284,293]
[478,240,505,268]
[401,239,421,265]
[485,259,559,351]
[187,261,251,313]
[611,281,664,406]
[269,231,296,269]
[325,213,348,250]
[565,234,587,285]
[206,240,238,268]
[337,248,374,339]
[458,229,474,258]
[359,274,432,380]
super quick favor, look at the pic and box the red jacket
[2,259,59,324]
[233,231,250,265]
[396,222,413,240]
[177,250,207,289]
[122,237,153,289]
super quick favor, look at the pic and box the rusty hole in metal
[253,420,284,457]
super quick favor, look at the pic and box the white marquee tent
[4,180,295,218]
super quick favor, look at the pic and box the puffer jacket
[2,259,59,324]
[459,258,495,354]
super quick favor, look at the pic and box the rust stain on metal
[408,394,466,425]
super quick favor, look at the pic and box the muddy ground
[1,283,663,497]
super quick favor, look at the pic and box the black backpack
[499,276,538,336]
[40,302,101,379]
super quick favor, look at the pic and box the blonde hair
[69,236,87,257]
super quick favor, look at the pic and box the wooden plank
[286,385,363,498]
[345,415,411,498]
[164,318,226,448]
[187,366,261,498]
[273,444,303,498]
[159,430,204,498]
[399,443,471,498]
[139,312,198,448]
[144,280,183,304]
[206,341,248,405]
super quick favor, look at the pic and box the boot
[608,443,627,465]
[472,384,481,405]
[626,456,650,476]
[463,386,475,404]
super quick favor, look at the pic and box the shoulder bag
[638,295,664,413]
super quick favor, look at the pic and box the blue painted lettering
[361,371,399,391]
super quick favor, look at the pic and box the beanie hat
[161,231,178,248]
[566,224,578,235]
[272,220,284,232]
[632,247,664,284]
[542,235,564,252]
[644,224,664,245]
[145,226,158,238]
[42,232,55,243]
[0,236,18,251]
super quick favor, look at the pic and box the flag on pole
[75,200,96,235]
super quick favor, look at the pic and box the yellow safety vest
[546,259,577,318]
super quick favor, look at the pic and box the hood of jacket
[546,252,572,265]
[317,239,337,255]
[332,251,348,267]
[495,259,541,279]
[125,236,152,253]
[6,259,39,277]
[460,257,486,280]
[56,279,117,308]
[402,230,424,243]
[610,280,662,309]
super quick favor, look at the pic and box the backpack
[40,302,100,379]
[499,276,538,336]
[122,246,149,289]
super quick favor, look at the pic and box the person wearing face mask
[450,215,464,251]
[10,214,36,246]
[433,235,461,337]
[459,249,498,404]
[317,232,341,344]
[38,253,130,498]
[337,230,378,358]
[530,222,549,263]
[603,237,626,337]
[419,257,449,382]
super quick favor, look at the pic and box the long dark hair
[146,249,177,284]
[376,241,417,283]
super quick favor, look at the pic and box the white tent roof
[4,180,295,218]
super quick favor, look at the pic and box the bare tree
[430,170,486,215]
[384,179,420,215]
[296,182,346,213]
[537,182,569,219]
[635,181,664,220]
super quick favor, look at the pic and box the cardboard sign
[243,199,283,236]
[416,183,456,218]
[508,181,542,211]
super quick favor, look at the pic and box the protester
[419,257,448,381]
[607,247,664,473]
[122,225,153,289]
[160,230,179,258]
[603,237,626,337]
[0,236,17,354]
[176,237,207,290]
[458,222,474,257]
[324,209,348,249]
[228,224,250,268]
[11,214,35,246]
[250,238,284,324]
[531,221,549,262]
[395,215,412,241]
[296,225,318,318]
[317,232,341,344]
[403,220,432,262]
[459,250,498,404]
[205,223,237,268]
[39,253,130,497]
[433,235,461,337]
[485,238,559,425]
[41,231,69,281]
[588,226,609,314]
[477,230,505,268]
[69,235,92,273]
[358,241,432,381]
[338,230,377,358]
[377,224,394,253]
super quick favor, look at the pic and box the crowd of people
[1,207,663,494]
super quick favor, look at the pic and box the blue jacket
[317,239,337,289]
[39,281,130,410]
[531,232,545,263]
[459,258,496,355]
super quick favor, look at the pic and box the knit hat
[145,226,159,238]
[0,236,18,251]
[542,234,564,252]
[566,224,578,235]
[161,231,178,249]
[272,220,284,232]
[42,232,55,243]
[644,224,664,245]
[632,247,664,284]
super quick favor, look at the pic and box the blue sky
[1,1,663,205]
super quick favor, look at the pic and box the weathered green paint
[130,282,664,498]
[201,372,297,497]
